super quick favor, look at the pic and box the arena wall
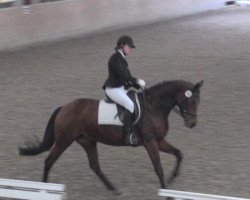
[0,0,228,51]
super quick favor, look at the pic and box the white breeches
[105,86,134,113]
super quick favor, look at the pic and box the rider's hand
[137,79,146,87]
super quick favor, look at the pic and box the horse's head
[176,80,203,128]
[146,80,204,128]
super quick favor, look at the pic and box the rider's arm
[109,57,137,86]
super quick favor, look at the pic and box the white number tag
[185,90,192,98]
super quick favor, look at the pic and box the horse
[19,80,203,195]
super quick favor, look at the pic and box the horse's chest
[149,115,168,134]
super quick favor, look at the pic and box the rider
[103,35,145,146]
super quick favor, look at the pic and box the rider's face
[122,44,133,56]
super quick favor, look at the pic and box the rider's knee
[126,101,134,113]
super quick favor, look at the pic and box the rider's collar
[118,49,125,58]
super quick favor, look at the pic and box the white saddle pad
[98,100,123,126]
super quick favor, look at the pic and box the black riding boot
[123,109,138,146]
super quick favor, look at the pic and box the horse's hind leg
[76,138,121,195]
[159,139,182,184]
[43,142,71,182]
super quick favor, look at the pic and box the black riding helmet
[116,35,136,49]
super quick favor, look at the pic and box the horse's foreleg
[159,139,182,184]
[144,139,166,189]
[76,138,121,195]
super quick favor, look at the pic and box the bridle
[158,99,196,118]
[173,107,197,118]
[141,87,197,119]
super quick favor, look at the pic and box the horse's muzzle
[184,117,197,129]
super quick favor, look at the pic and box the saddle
[103,90,142,125]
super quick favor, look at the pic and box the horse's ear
[193,80,204,91]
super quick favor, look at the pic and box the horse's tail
[19,106,62,156]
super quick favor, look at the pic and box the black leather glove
[133,83,141,89]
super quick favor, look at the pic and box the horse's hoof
[112,189,122,196]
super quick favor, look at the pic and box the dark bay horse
[19,80,203,195]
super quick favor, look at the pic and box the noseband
[173,107,197,118]
[142,87,197,119]
[148,93,196,119]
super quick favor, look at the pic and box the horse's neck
[149,82,179,100]
[145,89,177,117]
[145,80,191,116]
